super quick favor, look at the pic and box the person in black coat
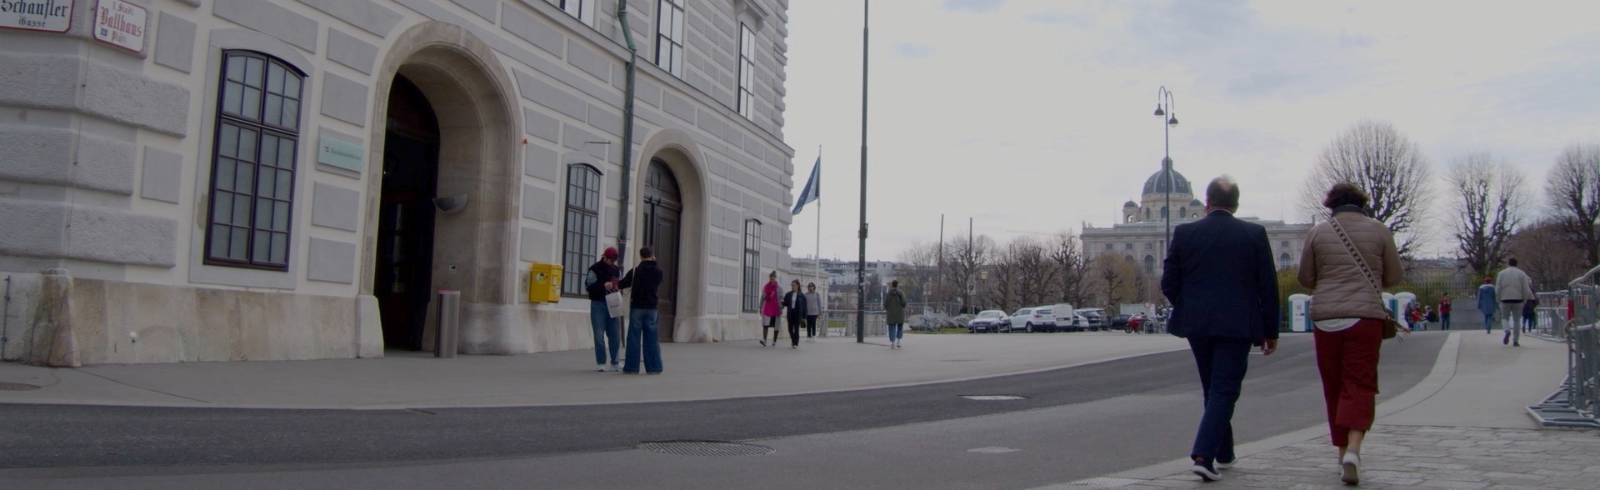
[585,247,623,372]
[781,280,808,349]
[1161,176,1280,482]
[618,247,665,374]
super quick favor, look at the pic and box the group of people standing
[585,247,666,375]
[1163,178,1402,486]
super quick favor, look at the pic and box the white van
[1048,304,1078,332]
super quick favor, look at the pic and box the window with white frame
[562,164,603,296]
[742,219,761,312]
[560,0,595,25]
[737,23,756,118]
[205,51,304,270]
[655,0,685,77]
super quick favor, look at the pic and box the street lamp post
[1152,87,1178,254]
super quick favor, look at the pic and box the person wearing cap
[586,247,623,372]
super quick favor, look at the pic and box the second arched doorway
[641,159,682,339]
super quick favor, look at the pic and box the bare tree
[1301,120,1433,257]
[1546,144,1600,268]
[895,242,940,304]
[1049,231,1092,306]
[1448,154,1525,277]
[944,235,995,312]
[1509,218,1591,290]
[985,242,1025,312]
[1088,254,1140,310]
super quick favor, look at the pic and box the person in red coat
[759,271,782,347]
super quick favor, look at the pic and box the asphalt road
[0,333,1447,488]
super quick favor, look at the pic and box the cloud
[1024,10,1089,26]
[894,43,934,59]
[943,0,1005,13]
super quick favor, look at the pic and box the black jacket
[619,260,663,309]
[783,291,808,321]
[585,261,621,301]
[1161,210,1281,342]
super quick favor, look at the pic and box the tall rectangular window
[560,0,595,25]
[742,219,761,312]
[737,23,756,119]
[205,51,304,270]
[562,165,603,296]
[655,0,685,77]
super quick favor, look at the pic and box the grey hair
[1206,175,1240,210]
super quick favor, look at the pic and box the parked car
[1110,314,1131,329]
[1048,304,1079,332]
[1074,308,1108,331]
[1007,307,1053,333]
[967,310,1007,333]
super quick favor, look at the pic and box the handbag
[1326,215,1401,339]
[605,291,626,319]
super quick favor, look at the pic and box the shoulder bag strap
[1326,215,1387,301]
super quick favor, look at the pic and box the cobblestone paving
[1071,424,1600,489]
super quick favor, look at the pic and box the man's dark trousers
[1188,336,1250,461]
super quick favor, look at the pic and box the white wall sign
[0,0,74,33]
[92,0,144,53]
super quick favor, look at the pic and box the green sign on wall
[317,131,365,173]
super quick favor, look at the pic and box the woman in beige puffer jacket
[1297,183,1403,486]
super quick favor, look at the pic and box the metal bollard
[435,290,460,358]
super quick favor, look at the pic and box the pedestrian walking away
[1161,176,1280,483]
[884,280,908,349]
[617,247,665,374]
[1477,277,1498,334]
[585,247,624,372]
[1522,297,1538,334]
[804,282,823,341]
[760,271,781,347]
[1439,292,1452,331]
[1297,183,1404,486]
[1496,258,1535,347]
[782,280,808,349]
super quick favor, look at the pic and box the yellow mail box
[528,263,563,303]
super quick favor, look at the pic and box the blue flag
[792,156,820,215]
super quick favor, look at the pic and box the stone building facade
[0,0,795,365]
[1082,165,1311,280]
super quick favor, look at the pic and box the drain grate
[0,382,41,391]
[637,440,775,457]
[961,394,1027,401]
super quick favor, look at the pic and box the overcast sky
[781,0,1600,262]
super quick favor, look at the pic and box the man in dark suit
[1161,176,1280,482]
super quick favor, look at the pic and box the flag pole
[815,145,822,288]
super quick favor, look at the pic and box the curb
[0,343,1194,411]
[1038,332,1462,489]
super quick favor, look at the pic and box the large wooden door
[375,75,440,351]
[642,159,682,340]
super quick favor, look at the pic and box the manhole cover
[0,382,41,391]
[637,440,775,457]
[961,395,1027,401]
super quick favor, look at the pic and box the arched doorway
[360,22,521,354]
[375,75,440,351]
[642,159,682,339]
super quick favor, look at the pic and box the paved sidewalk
[1058,331,1596,489]
[0,332,1187,409]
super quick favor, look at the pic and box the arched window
[1178,207,1186,219]
[205,51,305,269]
[562,164,603,296]
[1144,255,1156,276]
[1279,253,1293,269]
[1161,206,1170,219]
[742,219,762,312]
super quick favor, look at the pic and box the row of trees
[1300,120,1599,284]
[894,232,1156,314]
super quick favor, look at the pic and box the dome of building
[1142,168,1192,196]
[1189,199,1203,207]
[1123,200,1138,208]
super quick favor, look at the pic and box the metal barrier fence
[1567,267,1600,423]
[820,310,888,338]
[1535,291,1569,339]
